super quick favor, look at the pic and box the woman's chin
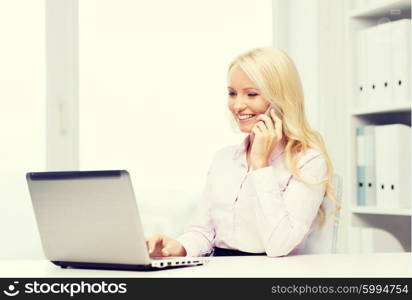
[238,127,252,134]
[236,120,255,133]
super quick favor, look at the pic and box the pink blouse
[176,136,327,257]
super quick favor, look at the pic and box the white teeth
[238,114,255,120]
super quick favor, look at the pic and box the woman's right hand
[145,234,187,257]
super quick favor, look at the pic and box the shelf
[351,206,412,216]
[351,103,411,116]
[346,0,412,253]
[349,0,411,19]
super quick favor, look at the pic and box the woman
[145,47,336,257]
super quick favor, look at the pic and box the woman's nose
[232,97,247,111]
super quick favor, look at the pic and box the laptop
[26,170,209,271]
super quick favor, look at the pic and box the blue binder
[356,127,366,206]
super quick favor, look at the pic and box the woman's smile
[238,113,257,122]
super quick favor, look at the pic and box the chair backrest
[298,173,342,254]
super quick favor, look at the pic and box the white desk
[1,253,411,277]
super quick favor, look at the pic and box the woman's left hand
[249,108,283,170]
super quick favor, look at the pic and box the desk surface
[1,253,411,277]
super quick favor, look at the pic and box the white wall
[0,0,46,259]
[273,0,320,130]
[78,0,273,237]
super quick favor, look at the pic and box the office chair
[298,173,342,254]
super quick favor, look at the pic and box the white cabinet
[346,0,411,252]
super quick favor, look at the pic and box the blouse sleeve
[249,153,327,257]
[176,169,215,257]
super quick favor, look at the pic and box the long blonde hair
[228,47,339,225]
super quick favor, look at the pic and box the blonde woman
[145,48,336,257]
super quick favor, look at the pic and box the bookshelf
[346,0,411,253]
[351,103,411,115]
[349,0,411,18]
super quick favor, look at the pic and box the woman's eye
[228,92,236,96]
[248,93,258,97]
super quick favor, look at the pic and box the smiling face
[227,65,270,133]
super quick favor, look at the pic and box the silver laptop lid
[26,170,151,265]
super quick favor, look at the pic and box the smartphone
[263,104,281,121]
[264,105,273,118]
[250,104,280,141]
